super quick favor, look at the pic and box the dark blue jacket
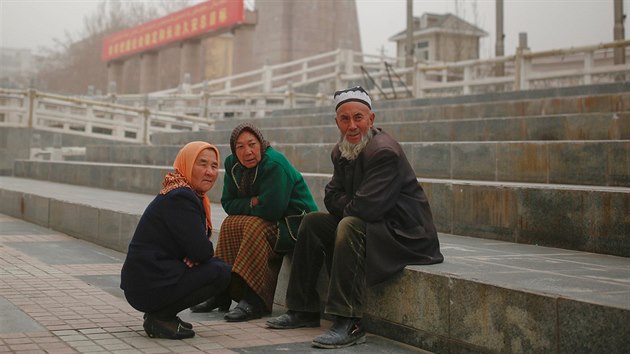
[121,187,216,292]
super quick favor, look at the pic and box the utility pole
[405,0,414,83]
[495,0,505,76]
[614,0,625,64]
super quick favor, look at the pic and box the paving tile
[1,208,628,353]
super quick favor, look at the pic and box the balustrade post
[514,48,531,91]
[108,81,117,104]
[85,104,94,137]
[142,108,151,145]
[336,49,354,89]
[463,66,472,95]
[514,33,531,90]
[27,89,36,128]
[315,92,325,107]
[343,49,354,76]
[201,91,209,119]
[201,81,209,118]
[301,62,308,84]
[256,98,266,118]
[583,51,593,85]
[262,65,272,93]
[335,50,343,89]
[285,81,295,108]
[415,68,425,98]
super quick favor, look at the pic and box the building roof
[389,12,488,42]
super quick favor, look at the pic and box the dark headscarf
[229,123,270,197]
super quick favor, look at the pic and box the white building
[389,13,488,64]
[0,47,37,88]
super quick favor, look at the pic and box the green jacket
[222,147,318,221]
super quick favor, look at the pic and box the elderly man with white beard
[266,86,444,349]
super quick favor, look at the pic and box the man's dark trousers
[285,212,366,318]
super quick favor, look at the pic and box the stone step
[269,81,630,118]
[152,111,630,145]
[11,160,630,257]
[0,176,628,354]
[86,140,630,187]
[215,88,630,130]
[0,126,131,175]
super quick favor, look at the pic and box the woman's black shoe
[189,295,231,313]
[143,315,195,340]
[224,299,261,322]
[176,316,193,329]
[144,313,192,329]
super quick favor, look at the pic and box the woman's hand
[250,196,259,208]
[183,257,199,268]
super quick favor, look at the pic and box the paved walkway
[1,177,629,352]
[0,213,428,354]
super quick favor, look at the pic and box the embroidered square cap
[333,86,372,111]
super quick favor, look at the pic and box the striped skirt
[215,215,283,313]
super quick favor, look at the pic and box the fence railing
[107,91,328,120]
[1,40,628,146]
[95,39,629,112]
[0,88,215,144]
[408,40,630,98]
[90,48,397,119]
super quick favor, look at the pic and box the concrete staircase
[1,83,629,353]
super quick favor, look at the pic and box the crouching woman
[120,141,231,339]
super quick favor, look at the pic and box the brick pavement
[0,214,426,354]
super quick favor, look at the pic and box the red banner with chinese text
[101,0,244,62]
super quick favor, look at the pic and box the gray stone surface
[558,299,630,354]
[6,239,123,265]
[2,83,629,352]
[228,335,429,353]
[1,177,629,353]
[84,140,630,187]
[0,297,45,333]
[449,280,556,353]
[152,113,630,145]
[4,171,630,256]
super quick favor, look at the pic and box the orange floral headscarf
[160,141,220,230]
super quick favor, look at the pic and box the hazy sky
[1,0,628,58]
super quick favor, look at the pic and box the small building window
[416,41,429,60]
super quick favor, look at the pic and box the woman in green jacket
[190,122,318,322]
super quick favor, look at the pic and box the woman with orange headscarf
[121,141,231,340]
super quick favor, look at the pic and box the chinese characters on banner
[101,0,244,62]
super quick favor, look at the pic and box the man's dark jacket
[325,128,443,285]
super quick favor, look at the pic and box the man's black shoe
[311,316,365,349]
[266,310,320,329]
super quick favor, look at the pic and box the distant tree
[36,0,191,95]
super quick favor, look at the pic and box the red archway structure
[103,0,244,93]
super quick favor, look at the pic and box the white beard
[338,129,373,161]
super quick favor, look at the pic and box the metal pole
[495,0,505,76]
[406,0,414,83]
[27,89,36,128]
[614,0,625,64]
